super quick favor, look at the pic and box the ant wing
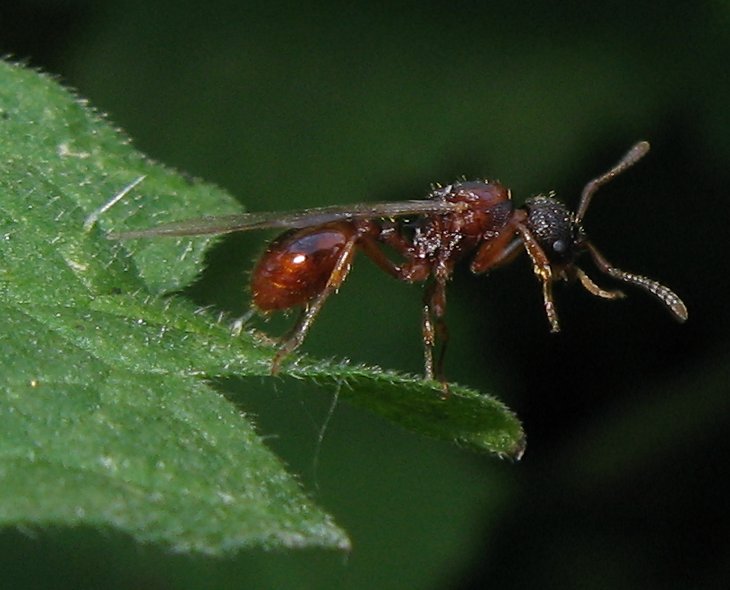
[108,200,461,239]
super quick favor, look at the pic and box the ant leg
[575,267,625,300]
[473,212,561,331]
[515,222,561,332]
[470,211,527,274]
[433,312,450,391]
[358,231,432,283]
[271,238,358,373]
[357,234,405,279]
[422,294,436,382]
[424,271,451,394]
[377,221,413,255]
[359,231,442,382]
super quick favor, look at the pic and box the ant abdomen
[251,222,357,311]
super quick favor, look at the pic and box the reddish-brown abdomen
[251,222,355,311]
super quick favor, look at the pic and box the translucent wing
[108,199,461,239]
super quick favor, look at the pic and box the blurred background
[1,1,729,588]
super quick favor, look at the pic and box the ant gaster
[111,141,688,386]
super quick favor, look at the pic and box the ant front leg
[514,221,561,332]
[470,216,524,274]
[476,207,559,331]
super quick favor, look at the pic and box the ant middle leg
[422,297,436,381]
[422,274,450,393]
[359,232,443,383]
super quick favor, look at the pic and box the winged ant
[109,141,688,387]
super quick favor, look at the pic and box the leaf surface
[0,60,523,555]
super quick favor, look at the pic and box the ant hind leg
[271,238,359,374]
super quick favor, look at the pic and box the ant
[110,141,687,387]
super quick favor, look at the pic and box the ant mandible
[111,141,688,386]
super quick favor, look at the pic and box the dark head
[519,142,687,331]
[523,194,583,270]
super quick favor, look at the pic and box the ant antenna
[576,141,650,223]
[572,141,687,322]
[584,241,688,322]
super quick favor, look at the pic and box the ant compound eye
[552,239,567,254]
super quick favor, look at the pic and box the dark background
[2,1,729,588]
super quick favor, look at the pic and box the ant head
[523,194,585,270]
[523,141,687,325]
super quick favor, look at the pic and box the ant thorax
[409,180,514,262]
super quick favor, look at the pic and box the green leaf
[0,60,524,554]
